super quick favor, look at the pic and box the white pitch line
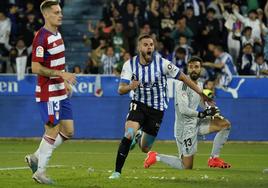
[0,165,65,171]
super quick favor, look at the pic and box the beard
[189,72,200,81]
[141,51,153,63]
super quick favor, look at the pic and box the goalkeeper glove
[198,106,220,118]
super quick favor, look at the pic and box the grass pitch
[0,140,267,188]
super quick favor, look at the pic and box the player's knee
[184,164,193,169]
[221,119,231,129]
[60,130,73,139]
[225,120,231,128]
[65,131,74,138]
[182,155,194,169]
[124,127,135,140]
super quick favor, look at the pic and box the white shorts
[175,117,211,157]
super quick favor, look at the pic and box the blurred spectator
[201,8,221,50]
[114,51,131,76]
[112,21,128,60]
[148,0,160,34]
[184,0,201,16]
[83,20,102,49]
[184,5,201,37]
[261,23,268,61]
[238,43,255,75]
[232,5,262,45]
[100,46,117,74]
[84,57,99,74]
[159,27,174,56]
[203,41,216,63]
[25,1,35,14]
[159,3,176,34]
[203,45,237,88]
[122,2,138,56]
[241,27,254,49]
[9,38,32,73]
[251,53,268,76]
[265,1,268,25]
[73,65,82,74]
[8,3,20,43]
[168,47,187,73]
[220,2,242,65]
[139,22,151,35]
[203,79,215,95]
[171,15,193,44]
[21,12,42,46]
[177,35,192,60]
[0,10,11,73]
[0,10,11,46]
[90,38,107,72]
[207,0,224,20]
[98,19,113,40]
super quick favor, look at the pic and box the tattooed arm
[32,62,76,84]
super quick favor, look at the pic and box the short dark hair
[242,26,252,35]
[214,45,224,52]
[243,42,253,48]
[138,34,152,41]
[255,53,264,59]
[176,47,186,55]
[248,9,257,15]
[40,0,60,13]
[207,8,216,14]
[188,56,203,64]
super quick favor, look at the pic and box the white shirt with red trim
[32,27,67,102]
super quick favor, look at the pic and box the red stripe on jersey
[49,89,66,97]
[47,52,65,63]
[47,39,64,49]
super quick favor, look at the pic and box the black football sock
[115,137,132,173]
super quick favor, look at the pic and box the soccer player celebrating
[144,57,231,170]
[25,0,76,184]
[109,35,212,179]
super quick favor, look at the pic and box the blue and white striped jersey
[215,52,238,87]
[120,54,181,111]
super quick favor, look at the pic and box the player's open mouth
[147,52,152,56]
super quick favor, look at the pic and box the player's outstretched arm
[178,72,214,105]
[118,80,139,95]
[178,72,202,94]
[202,62,224,69]
[32,61,76,85]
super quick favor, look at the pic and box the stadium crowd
[83,0,268,80]
[1,0,268,81]
[0,0,64,73]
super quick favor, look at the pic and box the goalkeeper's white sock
[37,135,55,173]
[211,127,230,157]
[157,154,184,169]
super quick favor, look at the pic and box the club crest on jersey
[131,74,138,81]
[36,46,44,57]
[55,111,59,120]
[168,63,178,73]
